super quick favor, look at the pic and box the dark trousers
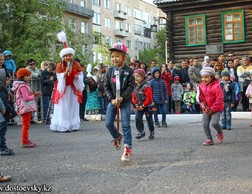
[0,121,7,151]
[241,86,249,111]
[79,90,87,119]
[135,109,154,134]
[43,95,51,122]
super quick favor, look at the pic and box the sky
[142,0,155,6]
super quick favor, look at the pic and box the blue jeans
[98,96,106,115]
[153,103,167,123]
[43,95,51,122]
[222,102,232,128]
[105,102,132,148]
[135,108,154,134]
[0,121,7,151]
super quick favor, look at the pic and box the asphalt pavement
[1,116,252,194]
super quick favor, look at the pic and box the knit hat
[57,31,75,59]
[221,69,230,77]
[16,68,31,79]
[200,67,215,77]
[204,56,209,61]
[134,68,145,79]
[109,42,127,53]
[173,76,180,81]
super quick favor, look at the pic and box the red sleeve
[132,92,137,105]
[143,86,153,107]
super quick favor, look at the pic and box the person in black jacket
[104,43,135,162]
[41,62,56,124]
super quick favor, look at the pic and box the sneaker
[155,122,160,128]
[0,174,11,182]
[121,147,132,162]
[203,139,214,146]
[148,132,155,140]
[22,142,36,148]
[30,120,36,124]
[227,128,231,130]
[217,133,224,143]
[0,148,14,156]
[135,131,145,139]
[111,134,122,150]
[28,140,36,146]
[162,122,168,127]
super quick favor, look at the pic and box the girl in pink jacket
[198,67,224,146]
[13,68,41,148]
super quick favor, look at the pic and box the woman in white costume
[50,47,84,132]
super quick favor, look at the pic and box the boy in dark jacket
[104,43,135,162]
[149,67,168,127]
[220,69,236,130]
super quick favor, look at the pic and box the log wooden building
[154,0,252,63]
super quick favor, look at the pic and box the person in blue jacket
[3,50,16,77]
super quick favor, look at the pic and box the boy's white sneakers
[121,147,132,162]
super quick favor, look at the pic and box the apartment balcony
[64,1,94,18]
[114,29,128,37]
[114,10,128,20]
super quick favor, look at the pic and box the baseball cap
[109,42,127,53]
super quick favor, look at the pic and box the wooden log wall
[166,4,252,64]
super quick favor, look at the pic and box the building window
[134,9,142,20]
[80,0,87,7]
[115,3,121,12]
[144,28,151,38]
[126,24,131,33]
[105,18,111,28]
[93,12,101,25]
[68,18,76,32]
[115,21,122,30]
[81,22,88,34]
[92,0,100,6]
[104,0,110,9]
[134,24,142,35]
[126,40,132,49]
[185,14,206,46]
[125,7,131,17]
[105,36,112,46]
[221,10,245,44]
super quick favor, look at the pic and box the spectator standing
[161,63,172,113]
[178,60,190,87]
[218,54,226,68]
[41,63,56,124]
[3,50,16,77]
[167,60,179,79]
[149,67,168,127]
[237,56,252,111]
[26,58,42,123]
[220,69,236,130]
[97,63,107,115]
[245,80,252,111]
[79,63,89,121]
[150,60,158,70]
[171,76,184,114]
[202,56,210,68]
[188,58,202,86]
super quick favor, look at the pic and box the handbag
[18,100,37,115]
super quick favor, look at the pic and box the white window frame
[81,21,88,34]
[93,12,101,25]
[104,0,110,9]
[105,18,111,28]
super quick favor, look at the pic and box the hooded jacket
[149,67,168,104]
[3,50,16,73]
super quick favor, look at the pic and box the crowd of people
[0,45,252,166]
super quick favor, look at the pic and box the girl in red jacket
[198,67,224,146]
[132,68,155,140]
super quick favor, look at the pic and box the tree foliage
[139,27,167,66]
[0,0,66,67]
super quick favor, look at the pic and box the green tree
[0,0,64,67]
[139,27,167,66]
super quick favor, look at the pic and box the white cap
[204,56,209,61]
[59,47,75,59]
